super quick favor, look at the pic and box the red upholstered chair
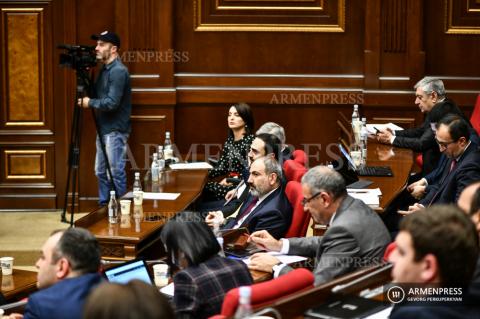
[471,94,480,135]
[283,160,307,183]
[292,149,307,166]
[212,268,314,319]
[284,181,311,238]
[383,242,396,262]
[415,154,423,170]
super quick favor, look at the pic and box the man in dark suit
[402,115,480,214]
[206,156,292,239]
[248,166,390,286]
[377,77,466,174]
[388,205,479,319]
[7,228,103,319]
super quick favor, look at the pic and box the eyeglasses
[301,192,322,206]
[435,138,457,148]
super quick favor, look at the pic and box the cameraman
[78,31,131,205]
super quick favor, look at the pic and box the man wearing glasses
[247,166,390,286]
[376,77,464,175]
[402,114,480,214]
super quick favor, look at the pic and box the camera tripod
[61,68,117,226]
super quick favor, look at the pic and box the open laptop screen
[103,259,153,285]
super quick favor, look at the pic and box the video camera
[58,44,97,70]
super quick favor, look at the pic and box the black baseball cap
[91,31,121,48]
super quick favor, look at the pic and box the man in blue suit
[7,228,103,319]
[206,156,292,239]
[403,115,480,214]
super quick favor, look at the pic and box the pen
[374,127,381,134]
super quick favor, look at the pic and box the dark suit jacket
[23,273,103,319]
[223,187,292,239]
[390,303,472,319]
[281,196,390,286]
[173,256,253,319]
[393,99,459,174]
[420,144,480,206]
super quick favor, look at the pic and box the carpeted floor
[0,211,87,270]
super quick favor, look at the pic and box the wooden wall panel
[0,1,57,211]
[1,0,479,211]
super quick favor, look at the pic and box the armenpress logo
[387,285,405,304]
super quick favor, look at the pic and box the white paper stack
[169,162,213,170]
[347,188,382,208]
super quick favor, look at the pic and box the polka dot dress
[205,134,254,200]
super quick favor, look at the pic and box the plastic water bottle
[360,117,368,163]
[213,221,225,257]
[164,132,172,160]
[133,172,142,192]
[157,145,165,171]
[352,104,361,144]
[164,131,173,160]
[234,286,253,318]
[151,153,159,182]
[108,190,118,224]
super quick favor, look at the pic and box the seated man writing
[206,156,292,239]
[247,166,390,285]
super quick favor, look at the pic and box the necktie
[428,158,458,206]
[235,196,259,223]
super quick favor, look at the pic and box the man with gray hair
[248,165,390,285]
[256,122,293,161]
[206,156,292,239]
[377,77,462,174]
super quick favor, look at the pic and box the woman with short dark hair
[204,102,254,200]
[161,211,253,319]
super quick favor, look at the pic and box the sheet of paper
[159,282,175,296]
[143,192,180,200]
[169,162,213,170]
[347,189,380,207]
[123,192,180,200]
[242,252,307,265]
[366,123,404,135]
[363,306,393,319]
[347,188,382,196]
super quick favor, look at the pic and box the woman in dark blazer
[161,211,253,319]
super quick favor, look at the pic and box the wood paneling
[2,9,44,124]
[1,0,479,210]
[194,0,345,32]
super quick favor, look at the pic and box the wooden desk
[1,269,37,302]
[75,169,208,260]
[364,141,413,212]
[255,263,393,319]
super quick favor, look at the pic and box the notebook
[304,295,389,319]
[103,259,153,285]
[337,144,393,177]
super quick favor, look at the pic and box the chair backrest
[283,160,307,183]
[471,94,480,135]
[219,268,314,318]
[284,181,311,238]
[292,149,307,166]
[383,242,396,262]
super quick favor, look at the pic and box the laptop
[337,144,393,177]
[103,259,153,285]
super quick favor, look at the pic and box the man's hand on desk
[205,211,224,227]
[248,253,280,274]
[398,203,425,215]
[376,128,394,144]
[248,230,282,251]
